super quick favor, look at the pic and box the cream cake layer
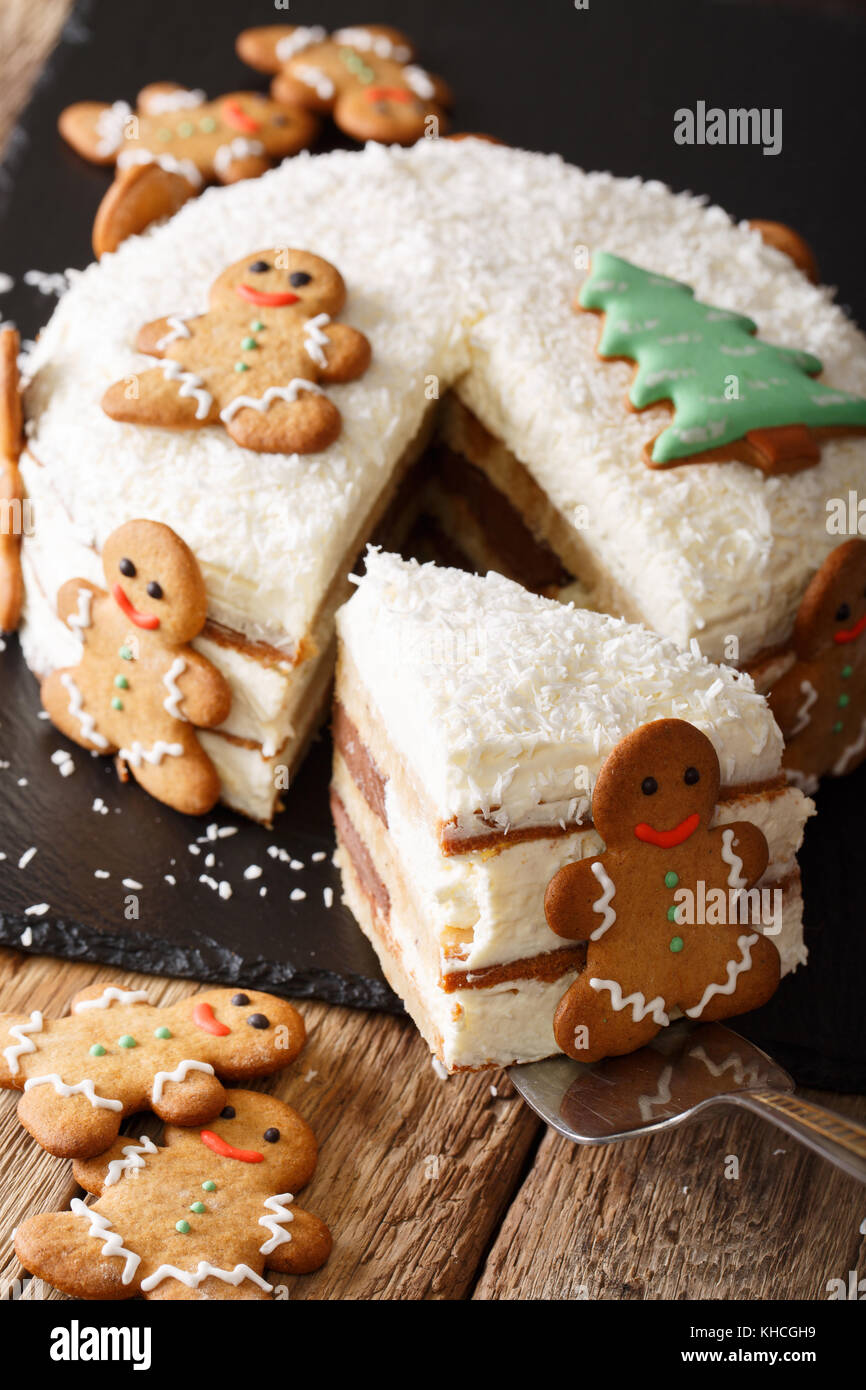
[334,554,812,1070]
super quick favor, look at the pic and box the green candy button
[157,128,173,142]
[666,904,678,923]
[118,1035,136,1049]
[176,1220,190,1234]
[202,1180,216,1192]
[114,675,129,689]
[842,665,853,679]
[838,693,850,708]
[669,936,684,953]
[199,116,216,133]
[250,319,264,332]
[155,1026,171,1039]
[664,871,678,889]
[89,1043,106,1057]
[241,336,258,351]
[833,720,844,734]
[119,645,133,661]
[178,121,195,137]
[111,696,123,711]
[189,1201,206,1214]
[234,361,249,373]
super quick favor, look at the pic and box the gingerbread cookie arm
[266,1206,332,1275]
[136,83,203,116]
[72,1133,147,1196]
[224,391,342,456]
[235,25,297,75]
[316,323,373,384]
[56,577,103,631]
[766,665,811,740]
[17,1083,124,1160]
[103,365,218,428]
[57,101,121,166]
[170,650,232,729]
[544,856,612,943]
[711,820,769,889]
[136,315,202,358]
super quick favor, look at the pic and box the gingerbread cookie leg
[124,729,222,818]
[682,930,780,1022]
[265,1206,333,1275]
[15,1210,138,1301]
[553,972,668,1064]
[102,364,218,429]
[223,391,342,455]
[17,1082,124,1160]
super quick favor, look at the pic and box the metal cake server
[509,1021,866,1182]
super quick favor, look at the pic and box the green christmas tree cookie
[577,251,866,473]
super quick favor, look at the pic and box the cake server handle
[724,1089,866,1184]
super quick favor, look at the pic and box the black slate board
[1,0,865,1086]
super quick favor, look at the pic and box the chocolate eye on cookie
[248,259,270,273]
[263,1128,280,1143]
[836,603,851,622]
[146,580,163,599]
[247,1013,270,1029]
[118,557,136,578]
[289,271,311,286]
[220,1105,236,1119]
[641,776,658,795]
[683,766,700,785]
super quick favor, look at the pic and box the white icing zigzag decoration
[72,987,149,1013]
[71,1197,141,1284]
[159,359,212,419]
[832,716,866,777]
[258,1192,295,1254]
[685,933,760,1018]
[720,827,747,890]
[589,978,669,1027]
[116,148,204,188]
[589,860,616,939]
[220,379,324,424]
[66,587,93,635]
[276,24,327,62]
[151,1058,214,1104]
[791,679,818,736]
[3,1010,43,1075]
[104,1135,158,1187]
[24,1073,123,1111]
[155,316,192,352]
[140,1261,272,1293]
[303,313,331,368]
[61,673,109,750]
[213,138,265,179]
[162,656,187,720]
[119,740,184,768]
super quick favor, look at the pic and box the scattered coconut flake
[17,846,37,870]
[122,878,142,890]
[92,798,109,815]
[259,887,267,897]
[218,881,232,901]
[243,865,263,880]
[323,886,333,908]
[0,272,13,293]
[24,903,49,916]
[204,853,215,868]
[289,888,306,902]
[165,874,176,886]
[199,875,218,891]
[94,869,110,879]
[216,826,238,838]
[311,851,326,862]
[19,926,33,947]
[188,844,201,856]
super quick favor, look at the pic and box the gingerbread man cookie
[102,248,371,454]
[0,984,306,1159]
[0,326,24,633]
[237,23,451,145]
[768,538,866,791]
[59,85,318,257]
[40,519,231,815]
[544,719,780,1063]
[15,1089,331,1299]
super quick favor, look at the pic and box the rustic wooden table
[1,0,864,1303]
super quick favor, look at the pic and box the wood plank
[0,947,541,1301]
[472,1091,866,1300]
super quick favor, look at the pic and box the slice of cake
[332,551,814,1071]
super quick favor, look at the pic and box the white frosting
[140,1261,271,1293]
[294,65,335,101]
[589,861,616,939]
[95,101,132,157]
[792,679,818,735]
[158,358,212,419]
[334,27,411,62]
[219,379,323,424]
[115,148,203,188]
[71,1197,140,1283]
[213,138,265,179]
[119,739,184,767]
[61,672,109,749]
[162,656,187,719]
[303,313,331,368]
[685,932,761,1017]
[104,1135,158,1186]
[258,1192,294,1254]
[3,1011,42,1074]
[589,978,670,1027]
[24,1073,122,1111]
[143,88,206,115]
[151,1058,214,1104]
[339,552,784,827]
[831,716,866,775]
[155,315,192,351]
[275,25,327,62]
[66,587,93,634]
[21,139,866,707]
[404,66,435,99]
[720,827,747,890]
[72,987,149,1012]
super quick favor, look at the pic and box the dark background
[0,0,864,1088]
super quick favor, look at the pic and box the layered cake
[15,138,866,819]
[332,551,813,1070]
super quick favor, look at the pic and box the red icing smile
[192,1001,230,1036]
[833,612,866,645]
[634,812,700,848]
[200,1130,263,1163]
[112,583,160,630]
[365,87,412,103]
[236,284,299,307]
[221,99,261,134]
